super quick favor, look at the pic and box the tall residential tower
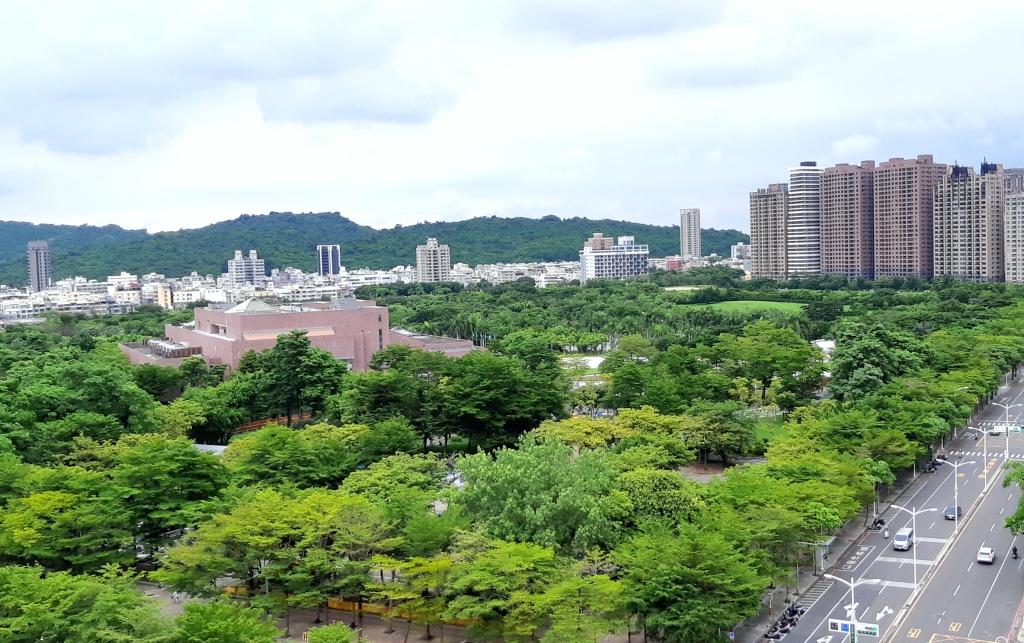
[416,238,452,283]
[933,163,1004,282]
[749,183,788,280]
[873,155,947,279]
[786,161,823,276]
[820,161,875,279]
[679,208,701,259]
[27,241,52,292]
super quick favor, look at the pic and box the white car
[988,426,1007,436]
[977,546,996,564]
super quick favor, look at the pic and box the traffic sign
[829,619,851,633]
[828,619,878,637]
[855,622,879,637]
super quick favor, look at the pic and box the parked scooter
[1013,546,1018,560]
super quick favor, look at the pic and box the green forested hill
[0,212,748,284]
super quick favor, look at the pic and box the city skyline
[2,2,1024,234]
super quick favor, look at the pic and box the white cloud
[0,0,1023,235]
[831,135,880,158]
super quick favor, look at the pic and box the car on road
[988,426,1007,436]
[977,546,996,564]
[943,505,962,520]
[893,527,914,551]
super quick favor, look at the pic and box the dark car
[943,505,962,520]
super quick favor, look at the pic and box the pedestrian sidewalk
[732,466,924,643]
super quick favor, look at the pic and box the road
[778,377,1024,643]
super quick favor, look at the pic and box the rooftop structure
[135,297,390,372]
[389,327,477,357]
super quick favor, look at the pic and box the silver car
[977,546,996,564]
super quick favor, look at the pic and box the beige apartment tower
[933,163,1004,283]
[1004,193,1024,283]
[679,208,701,259]
[873,155,947,279]
[821,161,875,279]
[1006,168,1024,195]
[750,183,788,280]
[415,238,452,283]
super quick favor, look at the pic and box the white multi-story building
[786,161,823,276]
[731,242,752,261]
[679,208,701,260]
[579,233,649,285]
[415,238,452,283]
[226,250,266,286]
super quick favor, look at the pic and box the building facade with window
[579,233,649,284]
[933,163,1005,283]
[821,161,875,279]
[750,183,788,279]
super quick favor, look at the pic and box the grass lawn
[690,300,806,314]
[753,417,789,445]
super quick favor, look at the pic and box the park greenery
[1,272,1023,641]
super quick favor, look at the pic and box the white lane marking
[876,556,934,565]
[916,537,949,543]
[800,464,958,643]
[929,520,936,529]
[953,583,960,596]
[968,534,1018,637]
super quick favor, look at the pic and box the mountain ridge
[0,212,748,285]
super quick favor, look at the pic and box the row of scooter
[763,604,806,640]
[923,457,944,473]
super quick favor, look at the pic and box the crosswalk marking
[875,556,935,565]
[916,537,948,544]
[878,580,917,590]
[796,579,832,611]
[953,451,1024,458]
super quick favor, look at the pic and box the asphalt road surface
[776,376,1024,643]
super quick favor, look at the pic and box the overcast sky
[2,0,1023,234]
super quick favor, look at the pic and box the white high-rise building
[786,161,823,276]
[415,238,452,282]
[679,208,701,259]
[316,245,342,276]
[226,250,266,286]
[579,233,649,284]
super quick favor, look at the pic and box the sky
[2,0,1024,234]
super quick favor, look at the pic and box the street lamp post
[937,458,976,533]
[963,426,989,488]
[889,504,938,587]
[823,574,881,643]
[991,402,1021,462]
